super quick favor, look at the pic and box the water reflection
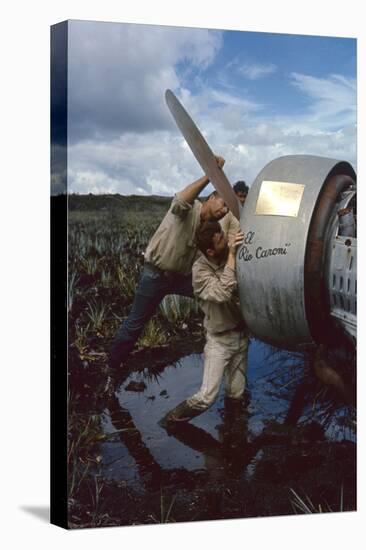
[107,395,163,490]
[164,398,254,481]
[101,339,355,490]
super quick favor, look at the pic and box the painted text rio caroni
[238,244,290,262]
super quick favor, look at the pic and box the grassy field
[68,193,202,357]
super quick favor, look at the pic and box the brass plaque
[255,180,305,217]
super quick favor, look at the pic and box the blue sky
[56,20,356,195]
[205,31,356,115]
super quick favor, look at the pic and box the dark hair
[195,221,222,256]
[233,181,248,195]
[205,190,220,201]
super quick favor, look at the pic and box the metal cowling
[237,155,356,350]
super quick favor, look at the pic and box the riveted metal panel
[327,236,357,339]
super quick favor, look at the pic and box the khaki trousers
[187,329,248,411]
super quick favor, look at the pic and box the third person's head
[233,181,249,206]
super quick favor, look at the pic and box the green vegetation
[66,194,203,523]
[149,489,178,523]
[289,486,344,513]
[137,319,168,348]
[160,294,199,325]
[67,194,202,354]
[68,406,104,500]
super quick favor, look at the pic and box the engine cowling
[236,154,356,350]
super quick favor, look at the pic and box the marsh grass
[100,269,113,288]
[74,322,90,353]
[67,199,203,373]
[137,318,168,348]
[289,486,344,514]
[89,475,106,526]
[86,300,108,332]
[68,408,105,499]
[149,489,177,523]
[81,256,99,276]
[160,294,199,325]
[68,272,78,313]
[116,266,138,299]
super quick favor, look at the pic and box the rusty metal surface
[165,90,240,220]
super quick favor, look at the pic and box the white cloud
[67,71,356,195]
[178,76,356,186]
[209,89,262,111]
[290,72,356,130]
[63,24,356,197]
[67,21,223,142]
[237,62,277,80]
[68,132,202,195]
[68,169,132,195]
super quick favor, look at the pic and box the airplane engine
[237,155,356,349]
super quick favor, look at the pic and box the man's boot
[159,400,203,428]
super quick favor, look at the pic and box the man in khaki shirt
[109,157,228,372]
[160,221,248,425]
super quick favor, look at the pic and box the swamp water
[92,339,356,522]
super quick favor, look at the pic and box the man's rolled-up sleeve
[170,193,193,219]
[220,212,240,242]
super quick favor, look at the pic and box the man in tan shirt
[160,221,248,425]
[109,157,228,372]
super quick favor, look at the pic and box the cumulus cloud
[67,71,356,195]
[223,72,356,181]
[59,23,356,197]
[68,131,202,195]
[174,73,356,186]
[237,62,277,80]
[68,20,222,143]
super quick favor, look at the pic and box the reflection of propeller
[107,395,162,490]
[165,89,240,220]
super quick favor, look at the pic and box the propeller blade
[165,89,240,220]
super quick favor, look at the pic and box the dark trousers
[109,264,193,370]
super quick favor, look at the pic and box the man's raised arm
[178,155,225,204]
